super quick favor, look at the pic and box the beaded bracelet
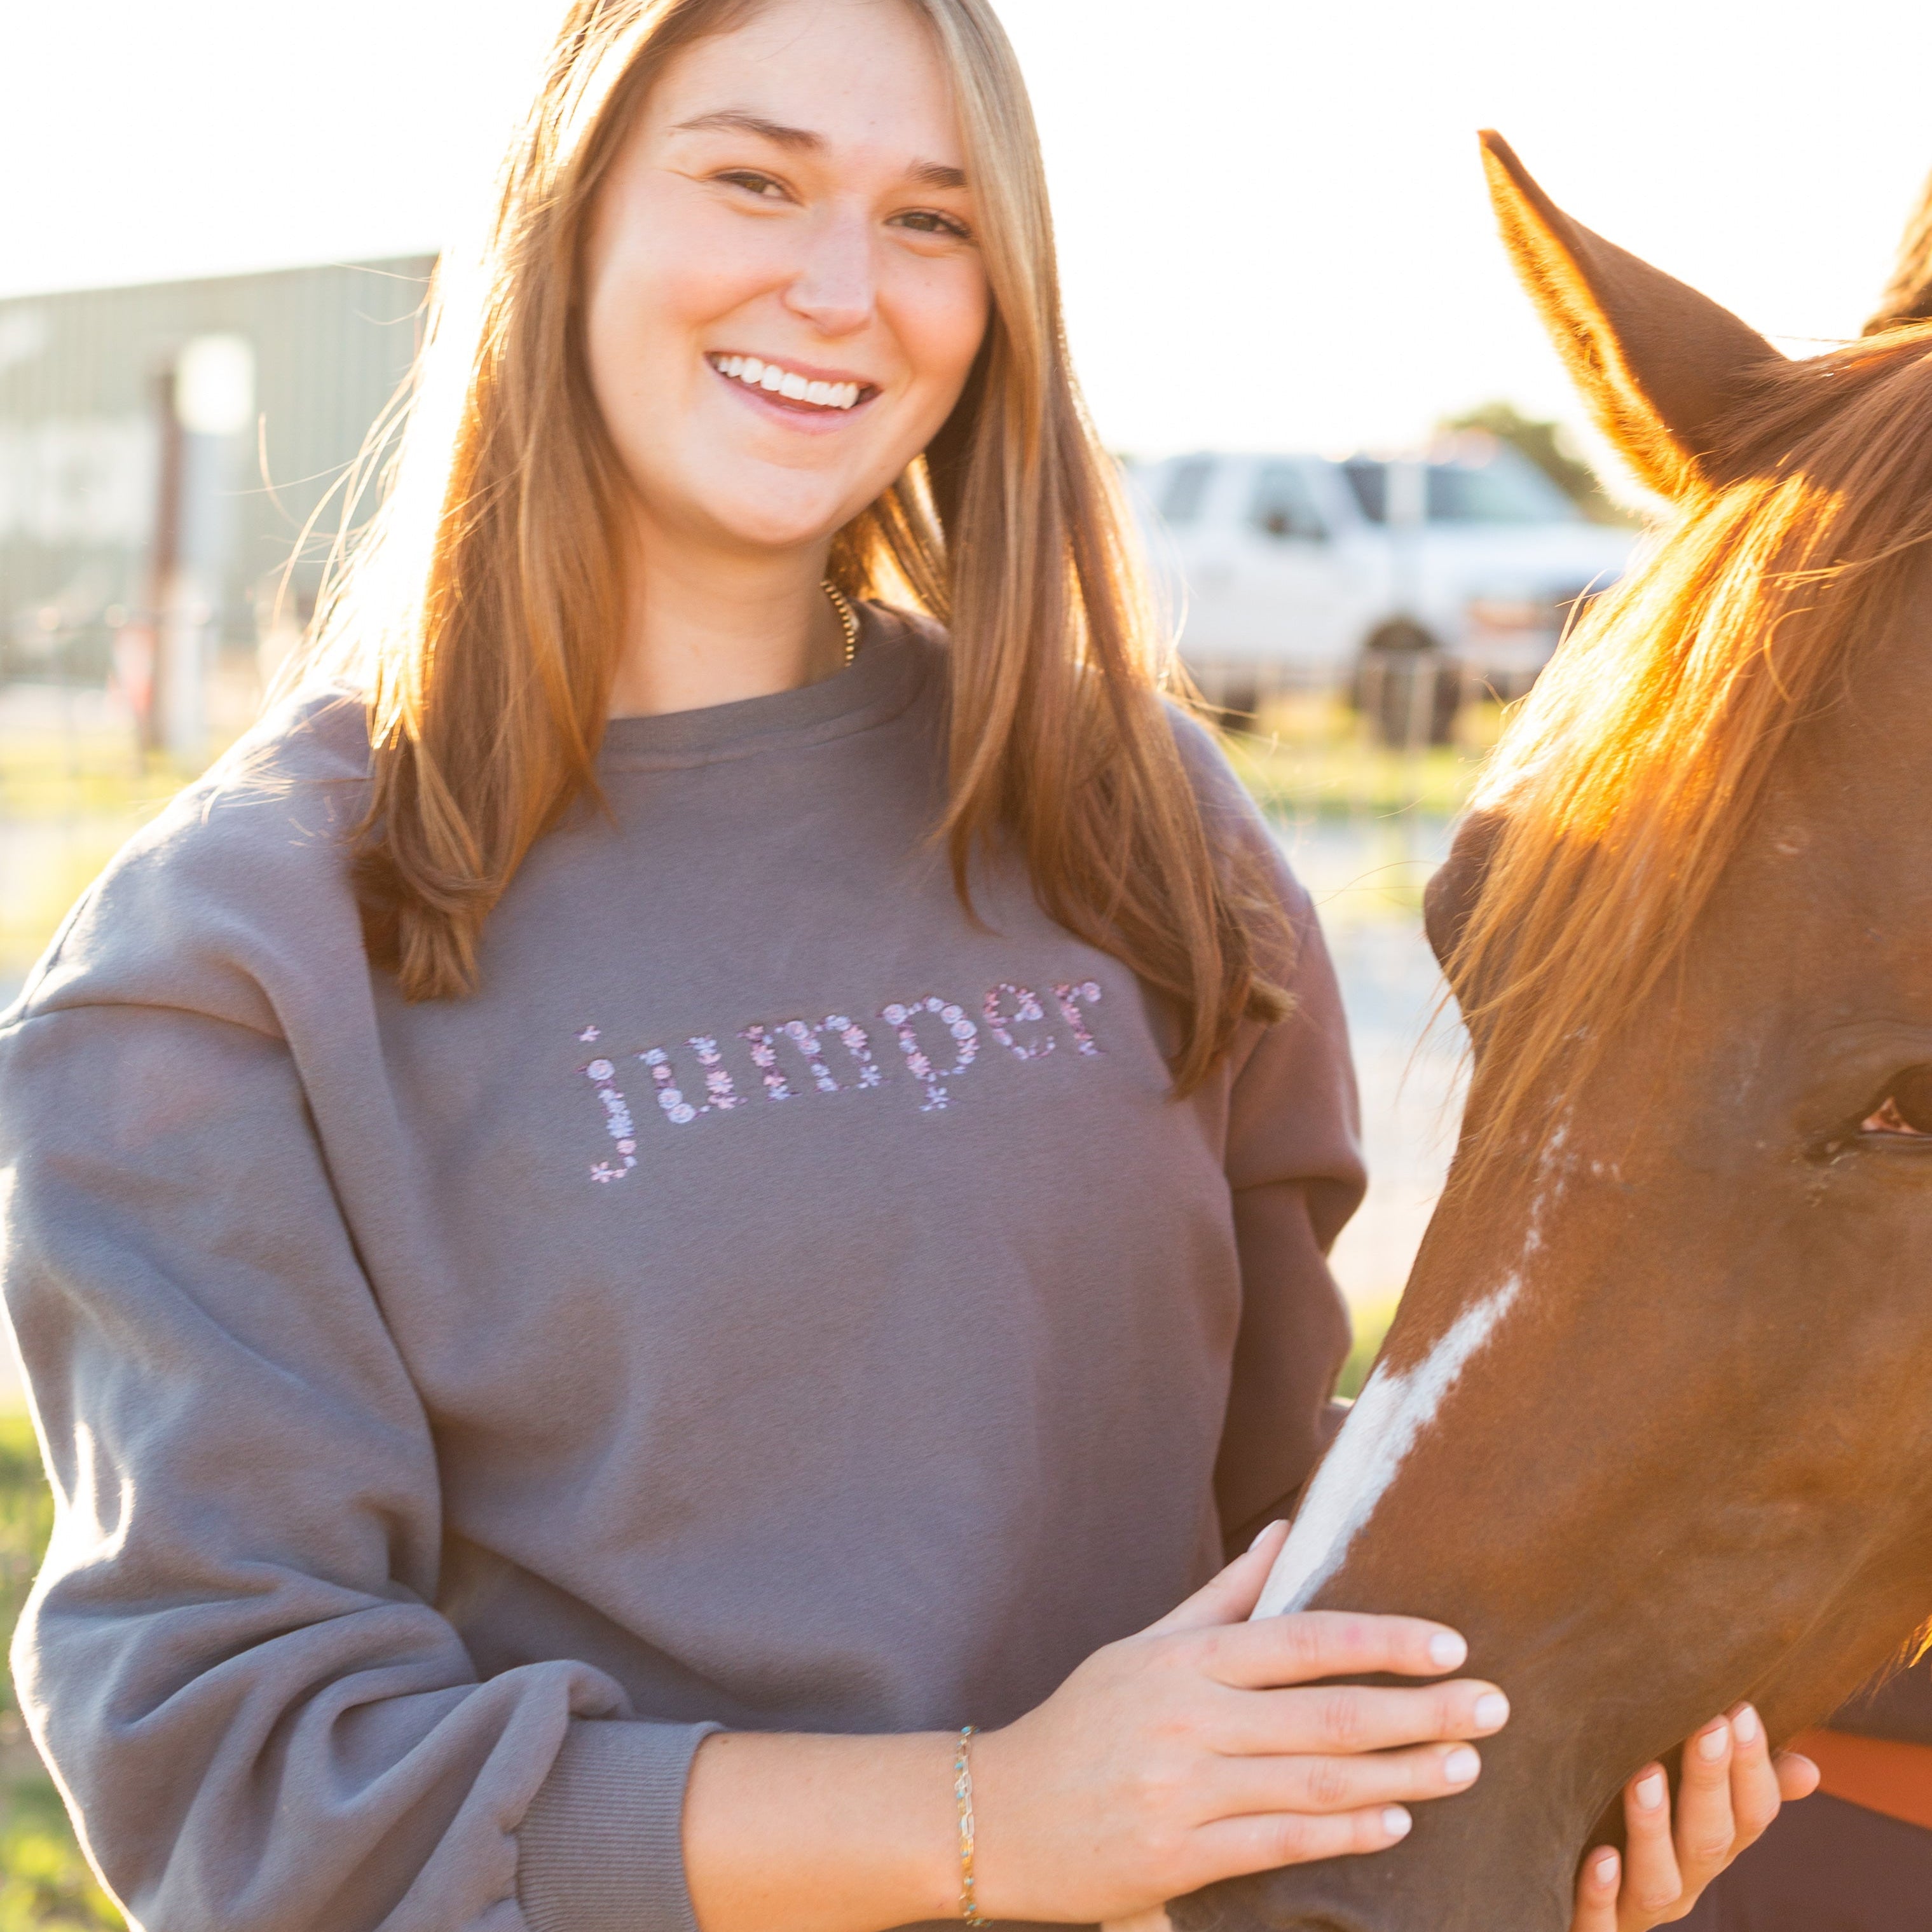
[954,1725,989,1926]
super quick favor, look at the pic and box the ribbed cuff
[517,1718,722,1932]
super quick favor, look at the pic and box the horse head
[1173,134,1932,1932]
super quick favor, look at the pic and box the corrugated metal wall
[0,256,435,682]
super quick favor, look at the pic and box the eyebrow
[673,109,821,148]
[671,109,967,190]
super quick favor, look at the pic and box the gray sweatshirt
[0,608,1362,1932]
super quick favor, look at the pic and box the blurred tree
[1441,401,1638,525]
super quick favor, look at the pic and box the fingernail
[1593,1848,1620,1886]
[1734,1704,1760,1745]
[1444,1746,1481,1785]
[1247,1520,1287,1553]
[1474,1691,1511,1730]
[1383,1805,1413,1839]
[1697,1721,1730,1762]
[1636,1771,1667,1811]
[1428,1631,1468,1671]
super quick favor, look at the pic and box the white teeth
[709,355,862,411]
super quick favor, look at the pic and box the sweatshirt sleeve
[1166,712,1367,1556]
[1212,877,1366,1556]
[0,918,713,1929]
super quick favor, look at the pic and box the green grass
[0,739,184,825]
[0,1421,50,1689]
[0,723,184,994]
[1338,1296,1399,1401]
[0,1783,120,1932]
[0,826,154,996]
[0,1417,121,1930]
[1217,692,1503,824]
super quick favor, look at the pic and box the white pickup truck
[1128,435,1638,735]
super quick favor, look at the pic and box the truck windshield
[1249,463,1327,541]
[1341,460,1388,523]
[1341,453,1579,526]
[1161,457,1216,526]
[1427,457,1577,524]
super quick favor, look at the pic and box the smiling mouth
[707,352,872,413]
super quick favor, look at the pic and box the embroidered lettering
[639,1047,700,1125]
[983,983,1055,1060]
[822,1015,884,1089]
[779,1020,842,1094]
[1050,979,1105,1055]
[738,1025,797,1101]
[577,976,1102,1184]
[881,996,980,1111]
[582,1054,638,1182]
[689,1036,745,1111]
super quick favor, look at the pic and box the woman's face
[583,0,991,561]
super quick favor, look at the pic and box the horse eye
[1860,1065,1932,1137]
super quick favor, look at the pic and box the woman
[0,3,1809,1929]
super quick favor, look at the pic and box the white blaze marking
[1252,1276,1523,1618]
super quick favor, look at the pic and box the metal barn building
[0,256,434,757]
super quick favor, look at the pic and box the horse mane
[1446,323,1932,1173]
[1867,167,1932,334]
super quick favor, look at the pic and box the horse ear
[1479,131,1783,500]
[1864,165,1932,335]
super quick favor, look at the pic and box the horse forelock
[1441,326,1932,1181]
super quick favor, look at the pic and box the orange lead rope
[1788,1727,1932,1832]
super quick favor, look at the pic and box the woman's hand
[1569,1707,1819,1930]
[972,1520,1507,1924]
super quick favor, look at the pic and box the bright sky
[5,0,1931,470]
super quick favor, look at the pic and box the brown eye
[1860,1065,1932,1137]
[718,170,788,200]
[891,209,970,239]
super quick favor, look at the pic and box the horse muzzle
[1167,1770,1581,1932]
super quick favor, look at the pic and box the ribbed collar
[596,602,931,773]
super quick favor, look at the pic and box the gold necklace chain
[822,579,860,667]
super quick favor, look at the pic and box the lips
[706,352,872,413]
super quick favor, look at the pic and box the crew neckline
[596,603,931,772]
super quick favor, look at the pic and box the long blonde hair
[315,0,1287,1091]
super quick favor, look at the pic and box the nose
[783,203,876,339]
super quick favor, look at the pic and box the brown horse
[1173,136,1932,1932]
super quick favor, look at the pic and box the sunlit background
[2,5,1930,1912]
[9,0,1932,455]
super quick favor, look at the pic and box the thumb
[1149,1519,1291,1634]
